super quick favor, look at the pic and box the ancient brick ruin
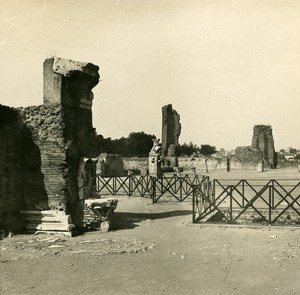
[251,125,276,168]
[161,104,181,167]
[234,146,262,164]
[0,57,100,232]
[232,124,277,170]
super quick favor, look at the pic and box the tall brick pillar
[161,104,181,166]
[43,57,100,228]
[251,125,276,169]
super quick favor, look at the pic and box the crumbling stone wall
[122,157,148,175]
[17,104,66,210]
[235,146,262,164]
[0,57,100,232]
[122,153,268,174]
[178,156,259,172]
[0,105,48,231]
[161,104,181,163]
[251,125,276,168]
[97,153,126,177]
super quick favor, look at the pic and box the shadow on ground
[111,210,192,230]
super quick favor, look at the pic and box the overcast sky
[1,0,300,150]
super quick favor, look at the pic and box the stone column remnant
[161,104,181,165]
[148,139,162,177]
[251,125,276,168]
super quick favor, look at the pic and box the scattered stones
[270,243,300,261]
[0,234,156,261]
[79,240,96,244]
[45,238,60,243]
[48,245,65,248]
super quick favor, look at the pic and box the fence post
[112,177,116,195]
[271,180,275,209]
[96,175,99,194]
[180,176,183,202]
[128,175,132,196]
[212,179,216,204]
[161,175,164,196]
[141,176,144,197]
[152,177,157,203]
[269,185,272,224]
[242,180,245,208]
[192,185,195,223]
[229,185,233,223]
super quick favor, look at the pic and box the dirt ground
[1,170,300,295]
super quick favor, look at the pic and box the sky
[1,0,300,151]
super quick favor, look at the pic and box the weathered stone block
[43,57,99,107]
[84,198,118,232]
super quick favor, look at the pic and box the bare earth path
[1,191,300,294]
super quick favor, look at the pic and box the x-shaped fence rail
[95,174,209,202]
[192,178,300,225]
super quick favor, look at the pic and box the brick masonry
[252,125,277,168]
[161,104,181,160]
[0,57,100,232]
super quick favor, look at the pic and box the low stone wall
[122,157,148,175]
[277,161,299,170]
[121,156,261,175]
[97,153,126,177]
[178,156,258,172]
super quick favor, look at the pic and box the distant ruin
[251,125,276,168]
[232,124,277,170]
[161,104,181,167]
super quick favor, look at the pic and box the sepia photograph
[1,0,300,294]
